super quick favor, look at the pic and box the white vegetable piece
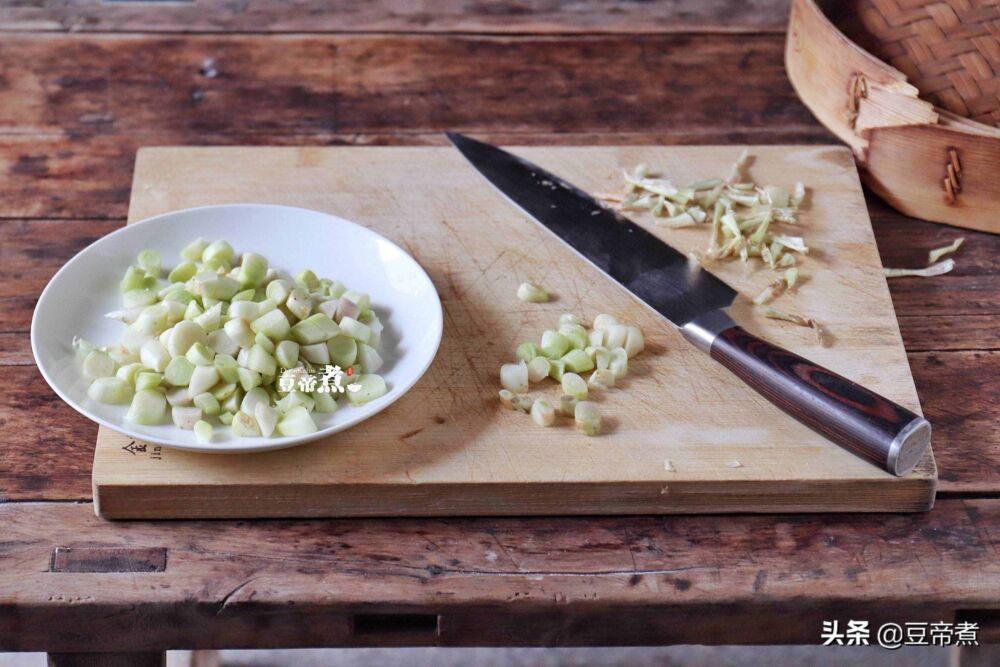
[254,403,279,437]
[194,420,213,443]
[232,411,261,437]
[357,344,383,374]
[608,348,628,379]
[82,350,115,380]
[167,320,207,358]
[87,377,133,405]
[623,326,645,358]
[139,339,170,373]
[241,387,270,417]
[884,259,955,278]
[588,369,616,390]
[171,405,202,430]
[206,328,240,357]
[500,361,529,394]
[223,318,255,349]
[574,401,601,436]
[516,282,549,303]
[527,356,550,383]
[188,365,220,396]
[530,399,556,427]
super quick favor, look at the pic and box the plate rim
[30,202,444,454]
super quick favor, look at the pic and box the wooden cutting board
[92,145,936,519]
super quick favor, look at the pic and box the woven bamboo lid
[834,1,999,127]
[786,0,999,233]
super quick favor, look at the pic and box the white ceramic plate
[31,204,443,453]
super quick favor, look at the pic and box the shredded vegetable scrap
[884,259,955,279]
[763,306,825,344]
[617,152,815,331]
[928,238,964,264]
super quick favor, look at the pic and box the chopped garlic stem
[883,259,955,278]
[927,238,964,264]
[517,282,549,303]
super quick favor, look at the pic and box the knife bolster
[681,310,736,354]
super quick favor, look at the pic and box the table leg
[47,652,166,667]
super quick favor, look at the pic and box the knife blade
[447,132,931,476]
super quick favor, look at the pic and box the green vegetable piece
[202,240,234,266]
[120,266,148,293]
[125,389,167,425]
[346,374,387,406]
[251,309,291,341]
[275,340,300,369]
[561,348,595,373]
[214,354,240,383]
[194,420,213,443]
[238,252,269,288]
[291,313,341,345]
[164,357,196,386]
[181,238,208,262]
[237,366,262,392]
[247,344,277,376]
[311,391,339,413]
[516,342,541,361]
[336,316,369,344]
[193,392,221,416]
[540,330,570,359]
[136,371,163,391]
[168,261,198,284]
[137,249,161,276]
[296,269,321,291]
[185,341,215,366]
[276,405,318,436]
[326,336,357,368]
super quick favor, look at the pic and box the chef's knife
[447,133,931,476]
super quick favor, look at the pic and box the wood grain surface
[2,499,998,651]
[0,0,790,34]
[87,144,934,518]
[0,0,997,651]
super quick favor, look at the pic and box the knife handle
[683,315,931,476]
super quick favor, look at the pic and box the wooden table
[1,2,997,665]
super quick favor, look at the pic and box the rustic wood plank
[911,351,1000,494]
[0,32,826,219]
[0,34,815,137]
[0,218,122,332]
[0,366,97,502]
[869,195,1000,352]
[0,1,790,35]
[1,499,997,650]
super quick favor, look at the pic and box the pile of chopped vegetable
[618,151,807,270]
[74,239,389,443]
[498,311,645,436]
[608,151,825,337]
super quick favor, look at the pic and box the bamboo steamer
[786,0,999,233]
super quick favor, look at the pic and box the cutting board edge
[93,475,937,520]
